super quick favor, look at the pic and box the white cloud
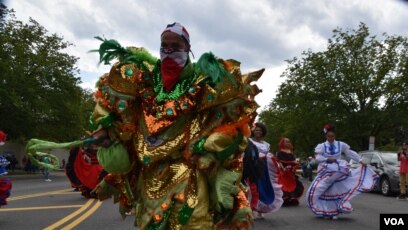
[5,0,408,109]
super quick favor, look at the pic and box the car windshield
[380,153,398,166]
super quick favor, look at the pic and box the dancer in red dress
[65,146,105,198]
[276,137,304,206]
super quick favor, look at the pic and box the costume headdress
[0,130,6,146]
[161,22,190,45]
[279,137,293,151]
[323,124,336,134]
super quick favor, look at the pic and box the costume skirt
[247,155,283,213]
[306,160,378,217]
[278,163,304,203]
[0,177,12,206]
[66,148,103,198]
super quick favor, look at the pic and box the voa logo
[384,218,405,226]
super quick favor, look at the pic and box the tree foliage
[0,8,94,142]
[259,23,408,157]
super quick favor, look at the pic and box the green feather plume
[90,36,129,65]
[90,36,157,71]
[196,52,237,87]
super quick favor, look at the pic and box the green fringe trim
[196,52,237,87]
[216,132,243,161]
[231,206,252,223]
[197,153,218,170]
[178,204,195,225]
[25,139,85,169]
[26,151,59,170]
[210,168,241,211]
[89,112,116,131]
[192,138,207,155]
[96,179,120,201]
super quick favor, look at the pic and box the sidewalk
[5,169,65,178]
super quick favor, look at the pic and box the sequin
[143,162,190,199]
[215,111,222,119]
[161,202,169,210]
[143,156,151,164]
[133,133,186,164]
[143,92,149,99]
[117,100,127,112]
[207,94,214,101]
[125,68,133,76]
[175,193,185,201]
[143,73,150,80]
[153,214,162,223]
[166,108,173,115]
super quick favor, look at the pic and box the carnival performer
[276,137,304,206]
[0,130,12,207]
[24,22,264,229]
[306,124,378,219]
[243,123,283,219]
[65,146,104,198]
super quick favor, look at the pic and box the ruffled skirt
[306,160,378,217]
[0,178,12,206]
[279,167,304,204]
[247,155,283,213]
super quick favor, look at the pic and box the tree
[259,23,408,156]
[0,8,93,142]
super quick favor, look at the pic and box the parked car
[349,151,400,196]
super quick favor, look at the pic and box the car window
[361,153,373,163]
[371,154,381,165]
[380,153,398,166]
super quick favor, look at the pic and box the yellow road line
[0,205,83,212]
[9,189,74,201]
[61,200,103,230]
[43,199,95,230]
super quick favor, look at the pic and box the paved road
[1,171,406,229]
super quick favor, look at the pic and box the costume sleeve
[315,143,327,162]
[341,142,361,162]
[203,127,248,162]
[89,44,157,141]
[90,64,144,142]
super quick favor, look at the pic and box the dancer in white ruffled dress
[306,124,378,219]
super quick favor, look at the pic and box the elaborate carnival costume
[87,22,264,229]
[276,138,304,206]
[65,146,104,198]
[306,125,378,218]
[0,130,12,207]
[244,138,283,215]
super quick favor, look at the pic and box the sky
[4,0,408,111]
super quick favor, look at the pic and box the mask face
[160,47,189,91]
[160,47,189,66]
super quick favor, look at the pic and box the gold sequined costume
[91,44,264,229]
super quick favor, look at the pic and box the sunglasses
[160,47,188,54]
